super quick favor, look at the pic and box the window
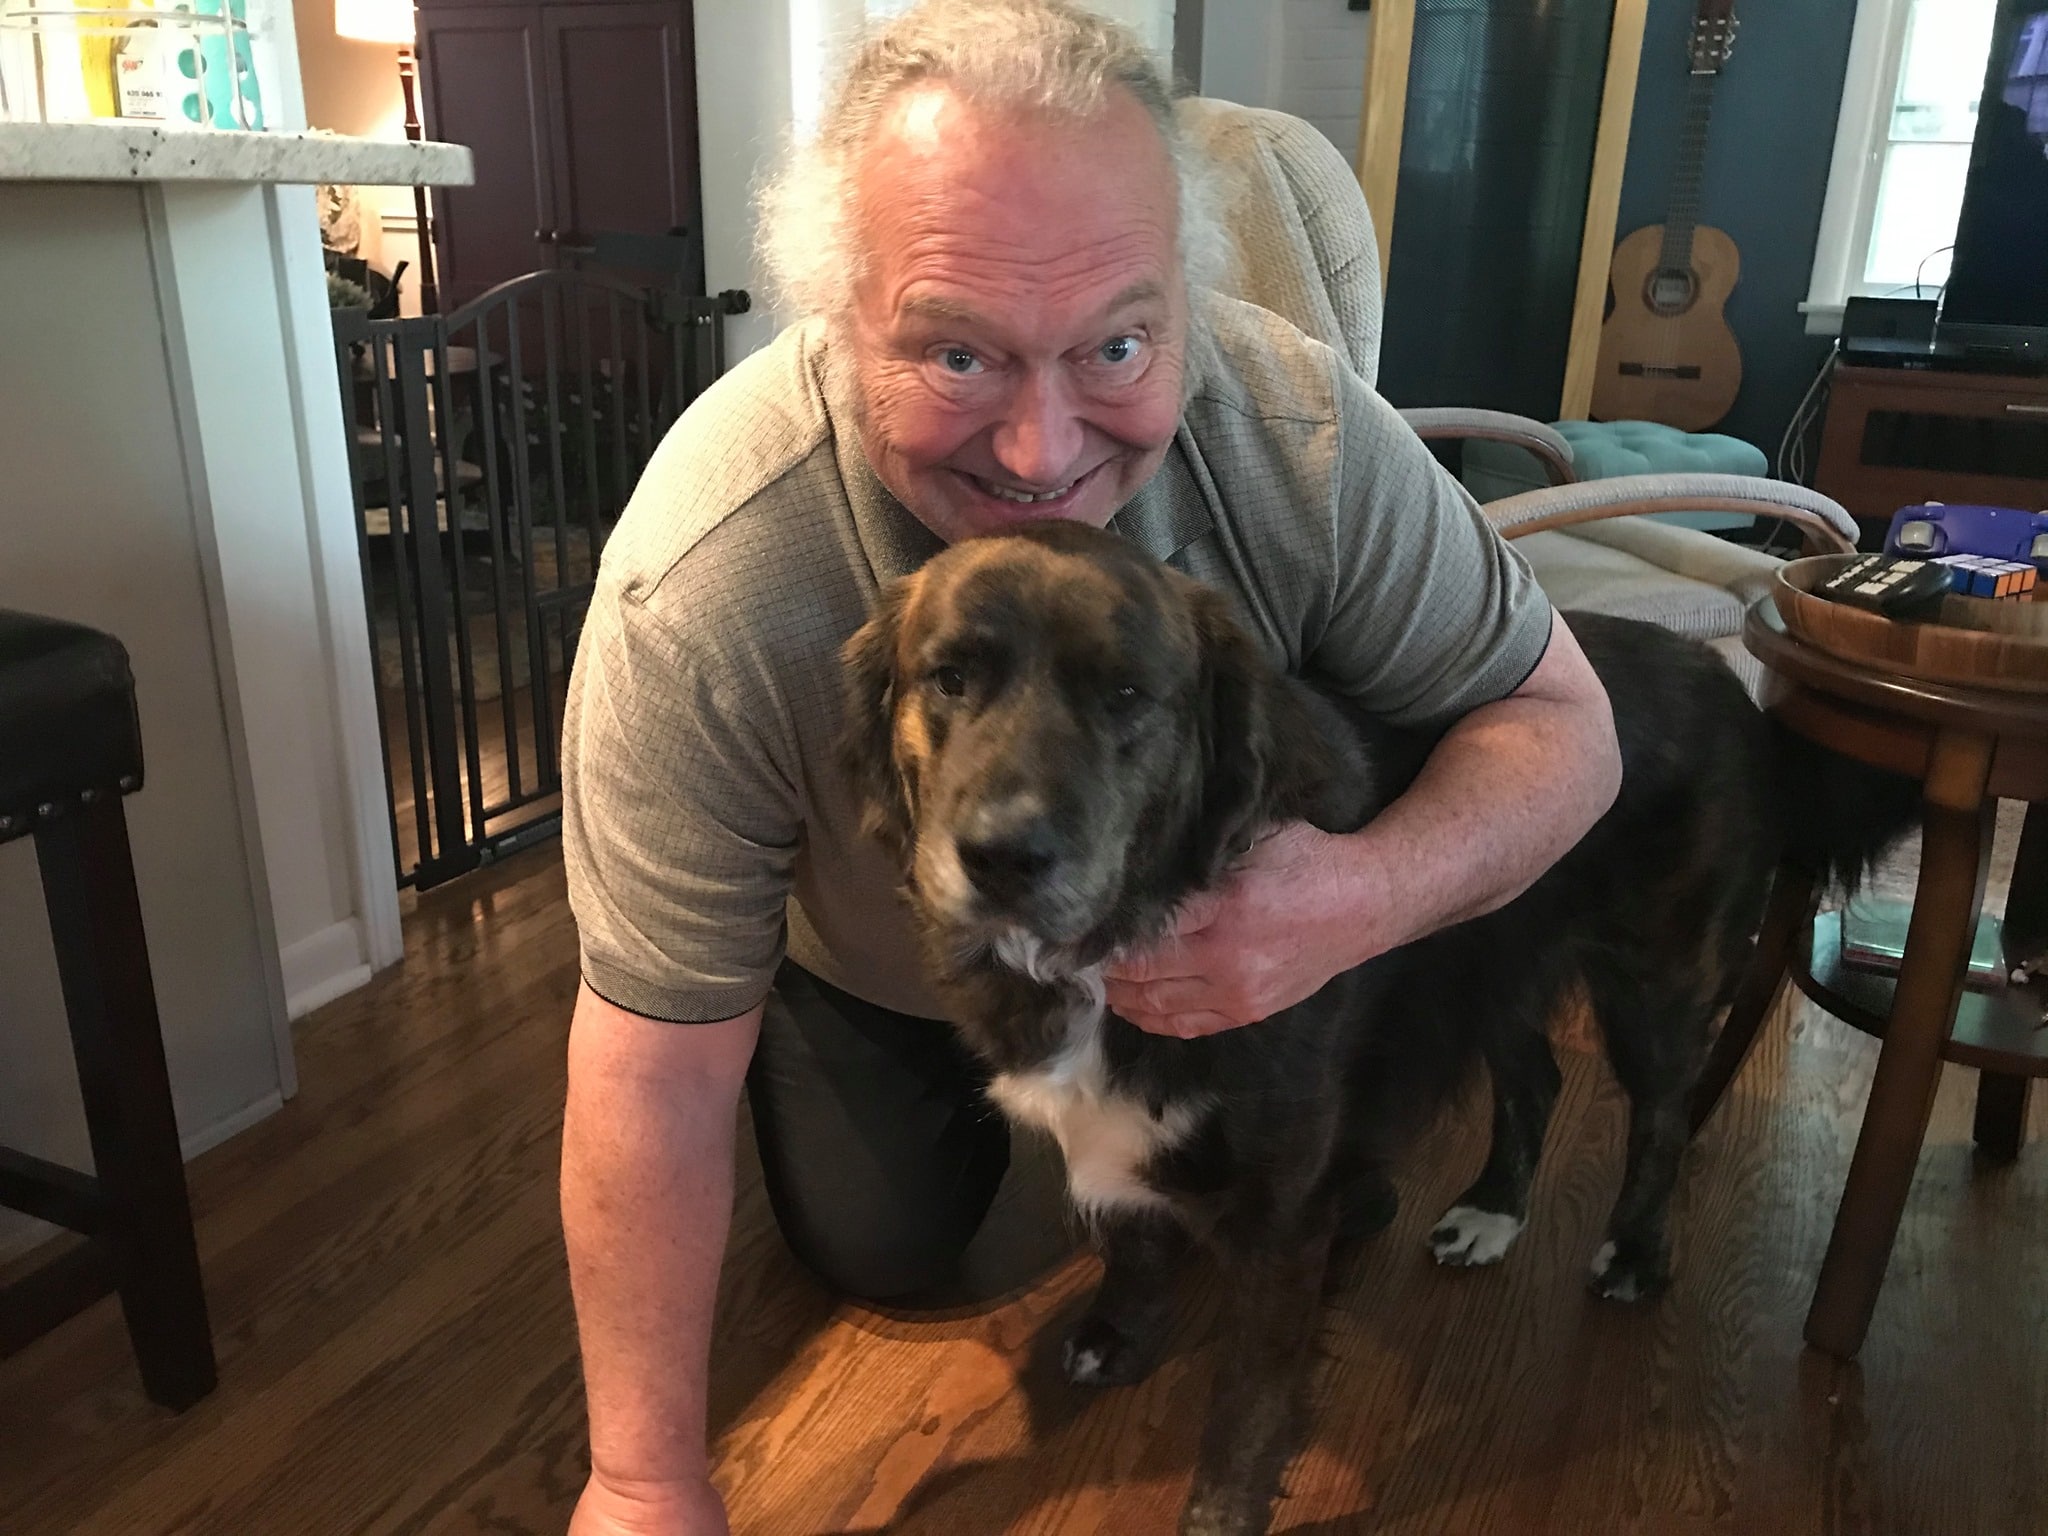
[1804,0,2000,332]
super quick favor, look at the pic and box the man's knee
[747,967,1021,1299]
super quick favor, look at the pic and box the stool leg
[1806,731,1995,1360]
[1691,863,1818,1135]
[1976,801,2048,1163]
[35,800,217,1410]
[1972,1073,2030,1164]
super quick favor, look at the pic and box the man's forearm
[562,984,762,1494]
[1330,614,1620,958]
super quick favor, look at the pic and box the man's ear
[839,578,917,861]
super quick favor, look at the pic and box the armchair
[1178,96,1856,695]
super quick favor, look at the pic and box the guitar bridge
[1617,363,1704,380]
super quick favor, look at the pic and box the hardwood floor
[2,844,2044,1535]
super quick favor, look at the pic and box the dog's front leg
[1179,1225,1332,1536]
[1063,1206,1191,1387]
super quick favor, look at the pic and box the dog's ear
[1185,584,1283,880]
[1184,583,1364,877]
[839,578,917,861]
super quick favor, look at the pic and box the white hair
[756,0,1230,325]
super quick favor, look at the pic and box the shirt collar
[1107,428,1216,565]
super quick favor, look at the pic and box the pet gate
[334,268,749,889]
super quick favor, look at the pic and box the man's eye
[937,348,983,376]
[1096,336,1143,366]
[930,665,967,698]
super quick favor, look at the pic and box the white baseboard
[0,1090,287,1267]
[281,918,373,1021]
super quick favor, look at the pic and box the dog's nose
[956,823,1058,900]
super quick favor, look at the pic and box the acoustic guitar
[1592,0,1742,430]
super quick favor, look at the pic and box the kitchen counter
[0,119,472,185]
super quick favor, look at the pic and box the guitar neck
[1657,67,1720,272]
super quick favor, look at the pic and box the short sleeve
[1311,366,1555,727]
[560,578,800,1023]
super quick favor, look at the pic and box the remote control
[1815,554,1954,619]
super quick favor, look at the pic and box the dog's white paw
[1060,1315,1160,1387]
[1062,1340,1111,1384]
[1588,1238,1668,1302]
[1429,1204,1524,1267]
[1589,1241,1632,1297]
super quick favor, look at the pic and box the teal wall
[1613,0,1860,459]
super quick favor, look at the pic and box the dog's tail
[1771,722,1922,895]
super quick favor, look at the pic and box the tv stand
[1815,363,2048,548]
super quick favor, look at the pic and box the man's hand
[1104,821,1371,1037]
[569,1472,729,1536]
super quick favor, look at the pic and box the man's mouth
[966,464,1098,509]
[980,479,1073,503]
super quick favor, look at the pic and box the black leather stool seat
[0,610,144,844]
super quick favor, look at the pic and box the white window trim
[1803,0,1920,336]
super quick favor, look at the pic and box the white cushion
[1516,530,1748,641]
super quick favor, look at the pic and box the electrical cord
[1762,341,1841,557]
[1913,244,1954,299]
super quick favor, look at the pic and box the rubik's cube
[1935,553,2038,599]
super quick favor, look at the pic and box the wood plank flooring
[2,844,2044,1535]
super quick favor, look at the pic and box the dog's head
[841,521,1311,957]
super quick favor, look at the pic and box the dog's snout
[955,814,1059,901]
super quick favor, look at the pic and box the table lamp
[334,0,439,313]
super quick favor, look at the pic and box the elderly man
[560,2,1620,1531]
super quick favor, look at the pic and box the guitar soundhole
[1644,267,1698,317]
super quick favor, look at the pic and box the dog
[839,519,1911,1536]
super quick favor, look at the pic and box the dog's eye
[1108,682,1145,711]
[930,665,967,699]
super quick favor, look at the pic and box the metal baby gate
[334,264,749,889]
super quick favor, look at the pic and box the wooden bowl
[1772,555,2048,693]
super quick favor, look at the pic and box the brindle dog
[839,519,1909,1536]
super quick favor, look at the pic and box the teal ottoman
[1461,420,1769,533]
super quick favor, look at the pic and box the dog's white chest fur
[983,941,1203,1218]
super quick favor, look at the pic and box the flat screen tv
[1939,1,2048,367]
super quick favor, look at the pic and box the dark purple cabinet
[419,0,701,310]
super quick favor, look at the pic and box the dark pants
[746,961,1066,1301]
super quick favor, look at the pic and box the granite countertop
[0,121,474,186]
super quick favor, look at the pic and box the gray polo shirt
[561,292,1552,1024]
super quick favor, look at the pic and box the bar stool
[0,610,216,1409]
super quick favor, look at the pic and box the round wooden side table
[1692,597,2048,1360]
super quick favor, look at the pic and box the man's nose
[991,368,1084,489]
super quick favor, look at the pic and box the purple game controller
[1885,502,2048,565]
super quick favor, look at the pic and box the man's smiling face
[845,83,1190,543]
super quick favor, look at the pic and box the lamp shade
[335,0,414,45]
